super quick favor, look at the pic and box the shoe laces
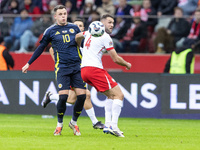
[74,125,80,132]
[55,127,62,133]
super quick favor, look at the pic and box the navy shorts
[56,67,86,91]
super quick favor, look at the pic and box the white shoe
[103,126,124,137]
[113,127,125,137]
[69,121,81,136]
[103,126,115,135]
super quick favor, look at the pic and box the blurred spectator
[150,0,160,13]
[32,0,43,13]
[61,0,81,12]
[19,0,42,15]
[110,12,130,52]
[64,0,77,22]
[167,7,190,47]
[3,0,20,14]
[68,11,79,23]
[154,27,174,54]
[139,0,157,35]
[0,36,14,71]
[41,0,52,13]
[17,14,52,53]
[96,0,115,17]
[178,0,198,16]
[119,12,148,53]
[85,11,100,29]
[79,0,96,19]
[164,48,194,74]
[177,9,200,50]
[0,21,10,38]
[155,0,177,31]
[0,0,8,13]
[4,9,33,52]
[65,0,74,14]
[157,0,177,17]
[49,0,59,22]
[115,0,133,23]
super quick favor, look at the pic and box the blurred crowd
[1,0,200,54]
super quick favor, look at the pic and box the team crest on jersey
[58,83,62,89]
[69,28,75,33]
[109,41,113,46]
[62,30,67,33]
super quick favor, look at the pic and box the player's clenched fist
[22,63,30,73]
[126,62,132,70]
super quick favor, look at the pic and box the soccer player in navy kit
[22,5,86,136]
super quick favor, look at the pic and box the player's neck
[57,22,68,26]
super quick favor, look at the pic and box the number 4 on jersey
[85,35,92,49]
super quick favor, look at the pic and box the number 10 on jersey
[62,34,70,43]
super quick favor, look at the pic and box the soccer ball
[89,21,105,37]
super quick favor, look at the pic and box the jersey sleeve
[83,31,89,38]
[103,35,114,51]
[39,28,51,47]
[74,25,81,33]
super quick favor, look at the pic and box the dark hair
[74,18,85,24]
[101,14,114,20]
[53,5,66,13]
[174,7,183,13]
[0,36,4,44]
[20,8,28,13]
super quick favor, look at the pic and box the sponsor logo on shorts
[112,78,116,82]
[58,83,62,89]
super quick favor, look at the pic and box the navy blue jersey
[40,23,81,69]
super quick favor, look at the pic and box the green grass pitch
[0,114,200,150]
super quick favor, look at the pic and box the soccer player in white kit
[80,14,132,137]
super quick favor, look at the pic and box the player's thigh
[71,70,86,95]
[56,70,71,91]
[74,88,86,95]
[103,85,124,100]
[67,90,77,104]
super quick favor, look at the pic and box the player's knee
[77,94,86,103]
[58,94,68,105]
[119,94,124,100]
[57,94,68,112]
[86,91,91,100]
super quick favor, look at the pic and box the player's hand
[22,63,30,73]
[126,62,131,70]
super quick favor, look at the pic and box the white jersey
[81,31,114,69]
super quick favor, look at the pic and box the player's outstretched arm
[108,49,131,70]
[21,43,46,73]
[75,32,84,47]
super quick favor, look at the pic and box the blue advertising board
[0,71,200,119]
